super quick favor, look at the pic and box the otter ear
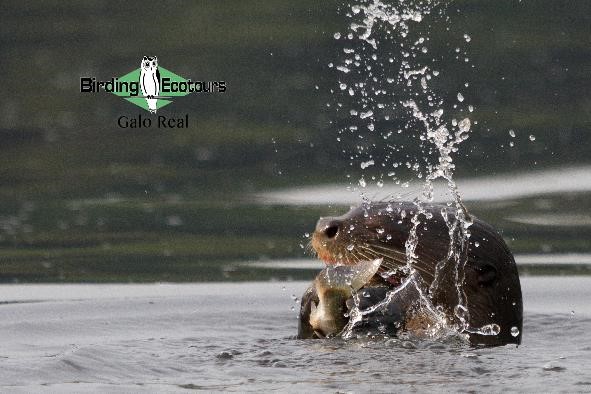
[474,262,497,287]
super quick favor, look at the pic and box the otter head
[311,203,412,271]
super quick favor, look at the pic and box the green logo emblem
[80,56,226,113]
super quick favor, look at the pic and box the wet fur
[299,202,523,346]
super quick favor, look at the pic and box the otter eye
[324,225,338,239]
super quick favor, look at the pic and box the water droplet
[458,118,471,133]
[474,241,480,248]
[377,180,384,188]
[509,129,516,138]
[334,32,341,39]
[457,92,464,102]
[347,244,355,251]
[479,324,500,336]
[464,34,471,42]
[454,304,469,321]
[511,326,520,337]
[360,110,374,119]
[529,134,536,141]
[360,160,375,169]
[359,177,366,187]
[376,228,385,234]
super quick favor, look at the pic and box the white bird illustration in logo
[140,56,160,113]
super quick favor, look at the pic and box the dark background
[0,0,590,282]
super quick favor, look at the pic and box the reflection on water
[1,279,590,391]
[258,166,591,205]
[1,189,591,282]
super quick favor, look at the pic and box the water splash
[329,0,479,341]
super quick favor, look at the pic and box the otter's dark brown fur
[298,202,523,346]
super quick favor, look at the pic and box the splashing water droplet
[457,92,464,102]
[458,118,471,133]
[360,160,375,169]
[478,324,501,336]
[334,32,341,39]
[360,110,374,119]
[464,34,471,42]
[337,65,350,73]
[511,326,520,337]
[359,177,367,187]
[529,134,536,141]
[509,129,516,138]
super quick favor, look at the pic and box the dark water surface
[1,0,591,283]
[1,277,590,392]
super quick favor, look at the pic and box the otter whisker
[358,244,435,280]
[363,243,407,258]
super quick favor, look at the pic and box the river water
[1,277,590,392]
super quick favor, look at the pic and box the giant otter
[298,202,523,346]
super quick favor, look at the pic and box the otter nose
[315,217,341,239]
